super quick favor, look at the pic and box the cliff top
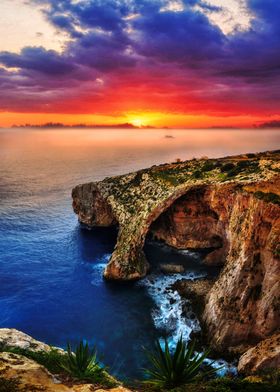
[97,150,280,216]
[72,150,280,280]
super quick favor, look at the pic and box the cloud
[0,47,76,76]
[0,0,279,119]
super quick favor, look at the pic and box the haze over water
[0,128,279,379]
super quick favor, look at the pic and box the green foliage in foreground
[168,377,280,392]
[60,341,102,380]
[0,341,117,388]
[1,339,280,391]
[0,345,63,374]
[143,337,221,389]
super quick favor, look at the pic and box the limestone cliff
[72,151,280,351]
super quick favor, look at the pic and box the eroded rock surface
[0,352,127,391]
[72,151,280,351]
[0,352,70,392]
[0,328,52,352]
[238,333,280,374]
[0,329,129,392]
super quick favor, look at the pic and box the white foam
[139,267,237,375]
[138,270,206,350]
[90,254,111,286]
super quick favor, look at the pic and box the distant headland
[5,120,280,130]
[11,122,156,129]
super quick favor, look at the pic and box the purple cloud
[0,0,279,117]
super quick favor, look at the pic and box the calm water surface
[0,128,279,378]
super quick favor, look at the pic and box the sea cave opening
[144,187,227,276]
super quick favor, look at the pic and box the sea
[0,128,279,379]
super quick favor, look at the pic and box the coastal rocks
[0,329,130,392]
[0,352,70,392]
[0,328,52,352]
[0,352,125,391]
[72,182,116,227]
[238,333,280,374]
[72,151,280,352]
[172,279,214,321]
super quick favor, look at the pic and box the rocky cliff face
[202,181,280,349]
[72,151,280,352]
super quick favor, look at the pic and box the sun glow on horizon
[131,118,145,127]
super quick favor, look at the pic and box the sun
[131,118,144,127]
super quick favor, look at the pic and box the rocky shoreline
[72,151,280,373]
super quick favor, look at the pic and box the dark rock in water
[160,263,184,273]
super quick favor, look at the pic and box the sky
[0,0,279,128]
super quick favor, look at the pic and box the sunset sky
[0,0,279,128]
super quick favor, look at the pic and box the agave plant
[144,336,222,389]
[60,340,102,380]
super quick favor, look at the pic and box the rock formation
[238,333,280,374]
[72,151,280,357]
[0,328,52,352]
[0,329,130,392]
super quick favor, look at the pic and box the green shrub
[0,377,21,392]
[0,342,116,388]
[221,163,235,173]
[143,337,221,389]
[60,341,103,380]
[192,170,203,179]
[254,191,280,206]
[201,162,217,172]
[205,377,280,392]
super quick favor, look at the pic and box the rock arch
[72,153,280,348]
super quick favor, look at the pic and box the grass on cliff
[254,191,280,206]
[0,341,117,388]
[164,377,280,392]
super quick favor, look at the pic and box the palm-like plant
[144,336,222,389]
[60,341,102,380]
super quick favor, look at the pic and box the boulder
[238,332,280,374]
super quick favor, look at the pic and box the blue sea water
[0,128,279,379]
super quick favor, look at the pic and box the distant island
[6,121,280,130]
[254,120,280,128]
[11,122,155,129]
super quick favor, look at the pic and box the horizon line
[1,121,280,130]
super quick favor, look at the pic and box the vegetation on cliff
[143,337,221,389]
[1,332,279,392]
[0,339,118,390]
